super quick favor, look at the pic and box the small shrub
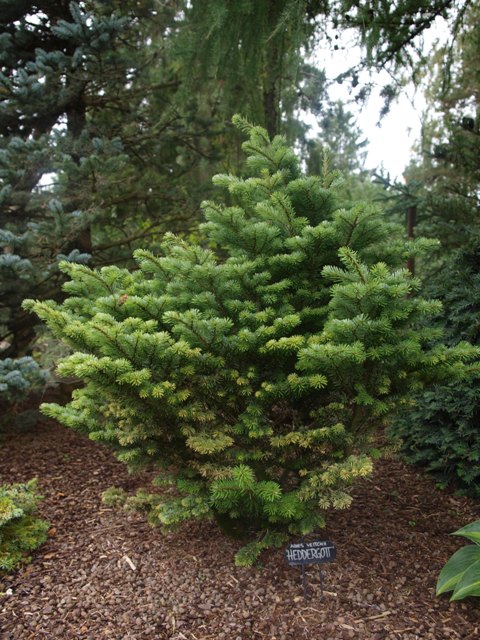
[0,479,49,573]
[390,233,480,496]
[391,375,480,496]
[25,118,476,564]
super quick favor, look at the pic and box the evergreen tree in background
[408,1,479,259]
[1,0,123,360]
[174,0,320,138]
[306,102,368,176]
[175,0,473,123]
[0,0,221,394]
[26,119,476,564]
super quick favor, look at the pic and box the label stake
[284,539,336,602]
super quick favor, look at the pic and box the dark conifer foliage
[0,1,217,371]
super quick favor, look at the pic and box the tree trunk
[406,204,416,276]
[263,86,279,138]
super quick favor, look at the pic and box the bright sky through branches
[307,18,449,180]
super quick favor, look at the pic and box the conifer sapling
[24,117,476,565]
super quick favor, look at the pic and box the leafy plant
[25,117,476,565]
[0,479,49,573]
[437,520,480,601]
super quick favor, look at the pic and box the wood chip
[2,419,480,640]
[354,610,392,623]
[122,555,136,571]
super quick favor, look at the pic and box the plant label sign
[285,540,336,566]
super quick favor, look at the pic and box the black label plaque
[285,540,336,566]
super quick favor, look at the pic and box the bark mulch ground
[1,419,480,640]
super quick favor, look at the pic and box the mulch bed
[1,420,480,640]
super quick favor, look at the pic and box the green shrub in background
[391,375,480,496]
[0,479,49,573]
[390,234,480,497]
[25,118,476,564]
[437,520,480,601]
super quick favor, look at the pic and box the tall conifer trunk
[262,0,282,138]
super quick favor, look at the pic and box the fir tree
[406,1,480,260]
[25,118,476,564]
[0,1,219,391]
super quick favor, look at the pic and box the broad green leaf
[452,519,480,545]
[436,545,480,595]
[451,559,480,601]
